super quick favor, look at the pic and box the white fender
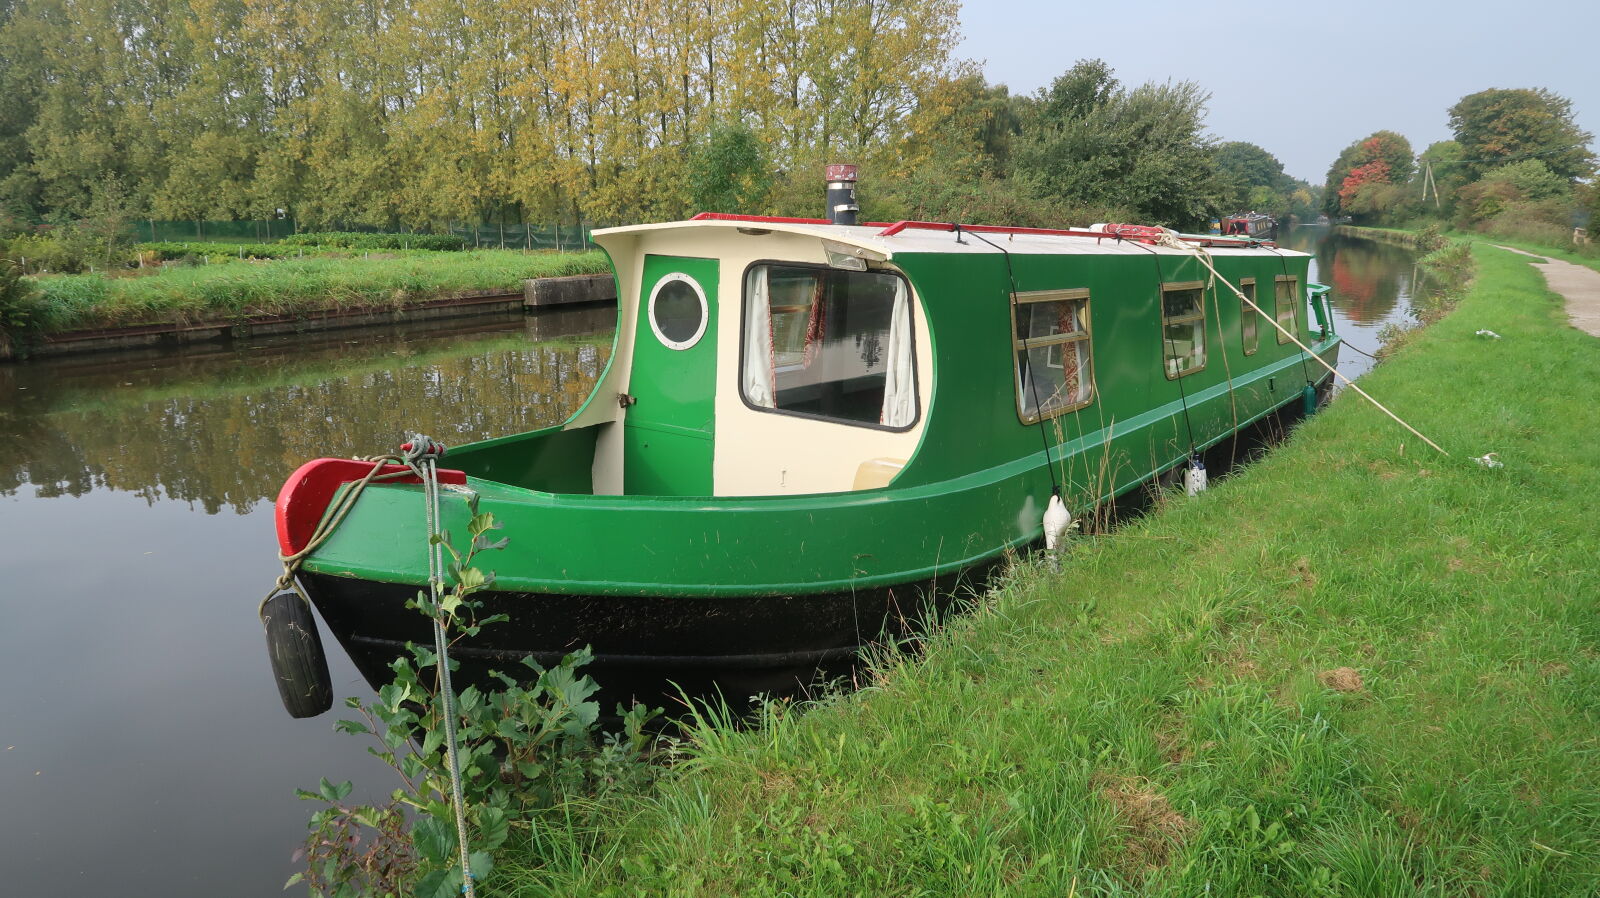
[1043,494,1073,551]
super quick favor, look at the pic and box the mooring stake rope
[404,435,477,898]
[1154,231,1451,457]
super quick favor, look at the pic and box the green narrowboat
[274,210,1340,711]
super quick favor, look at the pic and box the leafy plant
[281,232,467,252]
[293,501,660,898]
[0,257,39,333]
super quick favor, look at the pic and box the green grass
[19,250,608,334]
[498,245,1600,896]
[1445,230,1600,275]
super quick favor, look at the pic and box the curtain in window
[880,279,915,427]
[743,270,775,407]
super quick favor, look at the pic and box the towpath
[1493,245,1600,337]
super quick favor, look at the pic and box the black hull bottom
[300,568,986,715]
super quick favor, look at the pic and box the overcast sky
[957,0,1600,183]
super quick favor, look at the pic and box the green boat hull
[287,217,1341,708]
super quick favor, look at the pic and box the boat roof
[593,214,1309,261]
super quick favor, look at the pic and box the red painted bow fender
[275,458,466,556]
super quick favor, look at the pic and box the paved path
[1493,245,1600,337]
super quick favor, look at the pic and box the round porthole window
[648,273,708,350]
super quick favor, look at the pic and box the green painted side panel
[624,255,718,496]
[447,424,597,493]
[885,247,1323,510]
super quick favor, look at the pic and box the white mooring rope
[1155,231,1451,457]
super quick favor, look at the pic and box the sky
[956,0,1600,183]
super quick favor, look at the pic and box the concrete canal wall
[1,273,616,361]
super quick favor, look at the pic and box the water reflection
[1279,225,1425,380]
[0,304,614,898]
[0,305,614,512]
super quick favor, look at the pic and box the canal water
[1280,223,1438,382]
[0,228,1417,896]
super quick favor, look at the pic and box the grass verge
[1445,229,1600,275]
[16,250,608,334]
[499,244,1600,896]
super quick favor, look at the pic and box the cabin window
[1240,278,1259,356]
[1012,289,1093,422]
[648,272,708,350]
[1275,275,1298,344]
[741,263,917,429]
[1161,282,1207,378]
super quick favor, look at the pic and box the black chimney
[825,163,858,226]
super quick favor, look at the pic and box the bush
[0,259,43,333]
[136,241,299,263]
[280,231,467,251]
[6,231,90,273]
[292,502,659,898]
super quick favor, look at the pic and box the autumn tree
[0,0,965,231]
[1323,130,1415,218]
[1448,88,1594,182]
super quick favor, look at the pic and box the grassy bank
[1445,230,1600,275]
[12,250,608,334]
[501,245,1600,896]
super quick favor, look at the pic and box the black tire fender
[261,591,333,718]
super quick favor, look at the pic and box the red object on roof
[1099,223,1168,240]
[275,458,466,556]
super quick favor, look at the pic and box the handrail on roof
[874,219,1273,248]
[684,212,1275,249]
[689,212,895,228]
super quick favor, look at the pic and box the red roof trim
[688,212,895,228]
[684,213,1275,248]
[874,220,1272,248]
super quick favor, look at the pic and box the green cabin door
[624,255,719,496]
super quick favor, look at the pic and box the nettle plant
[291,500,661,898]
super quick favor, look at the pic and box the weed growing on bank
[292,501,659,898]
[1377,238,1475,359]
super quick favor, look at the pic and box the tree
[77,172,139,269]
[1011,60,1222,229]
[1448,88,1594,182]
[1456,159,1572,227]
[0,0,44,216]
[1416,140,1467,214]
[1213,141,1291,215]
[1324,131,1414,216]
[899,74,1022,176]
[688,124,770,214]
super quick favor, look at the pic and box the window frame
[736,259,921,433]
[1009,287,1096,424]
[646,271,709,351]
[1274,274,1298,345]
[1239,277,1259,356]
[1160,280,1208,379]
